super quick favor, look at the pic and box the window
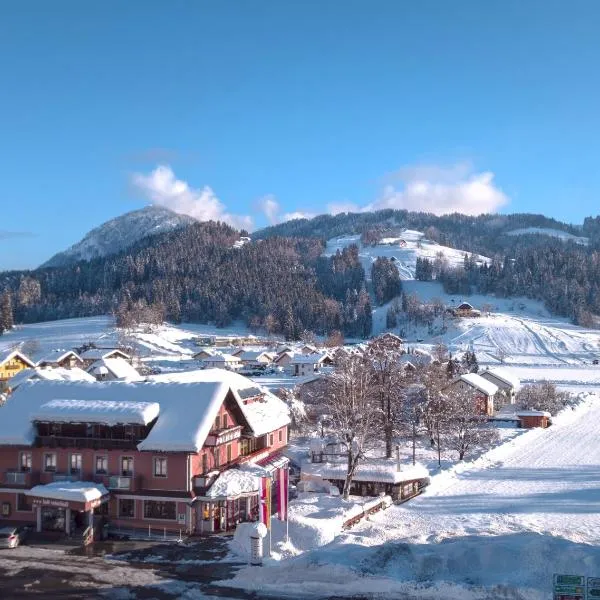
[278,429,283,443]
[202,453,208,474]
[95,455,108,475]
[240,438,249,456]
[70,453,82,474]
[214,415,220,430]
[214,448,220,468]
[44,453,57,472]
[269,433,274,446]
[20,452,32,472]
[17,493,31,512]
[226,444,232,463]
[143,500,176,520]
[118,498,135,518]
[223,414,228,429]
[121,456,133,476]
[1,502,10,517]
[153,457,167,478]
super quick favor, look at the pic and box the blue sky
[1,1,599,270]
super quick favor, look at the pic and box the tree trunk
[436,424,441,467]
[412,420,416,466]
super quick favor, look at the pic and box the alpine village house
[0,369,290,541]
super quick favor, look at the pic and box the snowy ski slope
[323,230,489,281]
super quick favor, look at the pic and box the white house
[87,357,143,382]
[201,353,242,371]
[479,367,521,408]
[288,352,331,377]
[446,372,498,416]
[237,350,273,368]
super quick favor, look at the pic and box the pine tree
[0,292,13,332]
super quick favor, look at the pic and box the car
[0,525,30,549]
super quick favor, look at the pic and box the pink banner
[278,467,288,521]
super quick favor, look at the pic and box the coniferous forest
[2,209,600,337]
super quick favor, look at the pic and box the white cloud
[131,165,253,230]
[257,195,280,225]
[370,163,508,216]
[326,201,361,215]
[281,211,315,222]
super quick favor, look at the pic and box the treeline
[256,209,584,257]
[0,223,373,339]
[416,239,600,325]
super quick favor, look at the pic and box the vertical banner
[278,467,288,521]
[260,476,271,529]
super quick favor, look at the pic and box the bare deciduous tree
[516,381,575,415]
[443,386,499,461]
[321,355,379,499]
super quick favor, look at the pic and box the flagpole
[285,465,290,544]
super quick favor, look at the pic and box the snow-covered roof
[302,460,429,484]
[88,357,142,381]
[516,409,551,417]
[0,370,289,450]
[203,354,241,363]
[459,373,498,396]
[8,367,95,389]
[482,368,521,391]
[150,368,291,437]
[32,398,160,425]
[205,468,259,499]
[37,350,82,366]
[80,348,129,361]
[238,350,270,361]
[0,349,35,368]
[291,352,329,365]
[25,481,108,503]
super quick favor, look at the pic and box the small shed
[517,409,551,429]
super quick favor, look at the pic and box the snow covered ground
[505,226,589,246]
[323,230,489,281]
[223,389,600,599]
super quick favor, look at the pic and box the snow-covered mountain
[42,206,197,268]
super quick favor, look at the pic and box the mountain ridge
[41,205,198,268]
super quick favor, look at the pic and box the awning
[25,481,110,511]
[256,453,290,474]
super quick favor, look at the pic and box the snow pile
[26,481,108,503]
[31,398,160,426]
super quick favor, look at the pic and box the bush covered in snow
[516,381,576,415]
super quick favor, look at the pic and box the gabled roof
[149,369,290,437]
[238,350,271,361]
[37,350,82,366]
[203,353,241,363]
[459,373,498,396]
[88,358,142,381]
[290,352,329,365]
[8,367,95,389]
[481,367,521,391]
[457,302,474,310]
[80,348,130,361]
[0,349,35,368]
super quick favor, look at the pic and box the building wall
[0,356,31,384]
[0,447,191,492]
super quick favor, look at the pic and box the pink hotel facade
[0,370,290,538]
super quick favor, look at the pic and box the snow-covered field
[224,390,600,599]
[323,230,489,281]
[505,226,589,246]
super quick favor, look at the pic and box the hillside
[42,205,197,267]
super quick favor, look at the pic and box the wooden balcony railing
[34,436,139,450]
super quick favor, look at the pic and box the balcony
[107,475,138,491]
[35,436,139,451]
[53,473,80,483]
[3,470,39,487]
[204,426,243,446]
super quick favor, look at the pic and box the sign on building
[553,574,585,600]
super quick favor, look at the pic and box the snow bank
[303,459,429,484]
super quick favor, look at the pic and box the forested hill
[3,209,600,336]
[0,221,372,339]
[255,209,595,256]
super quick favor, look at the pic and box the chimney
[396,445,401,472]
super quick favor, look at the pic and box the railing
[204,426,243,446]
[4,471,27,485]
[35,436,139,450]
